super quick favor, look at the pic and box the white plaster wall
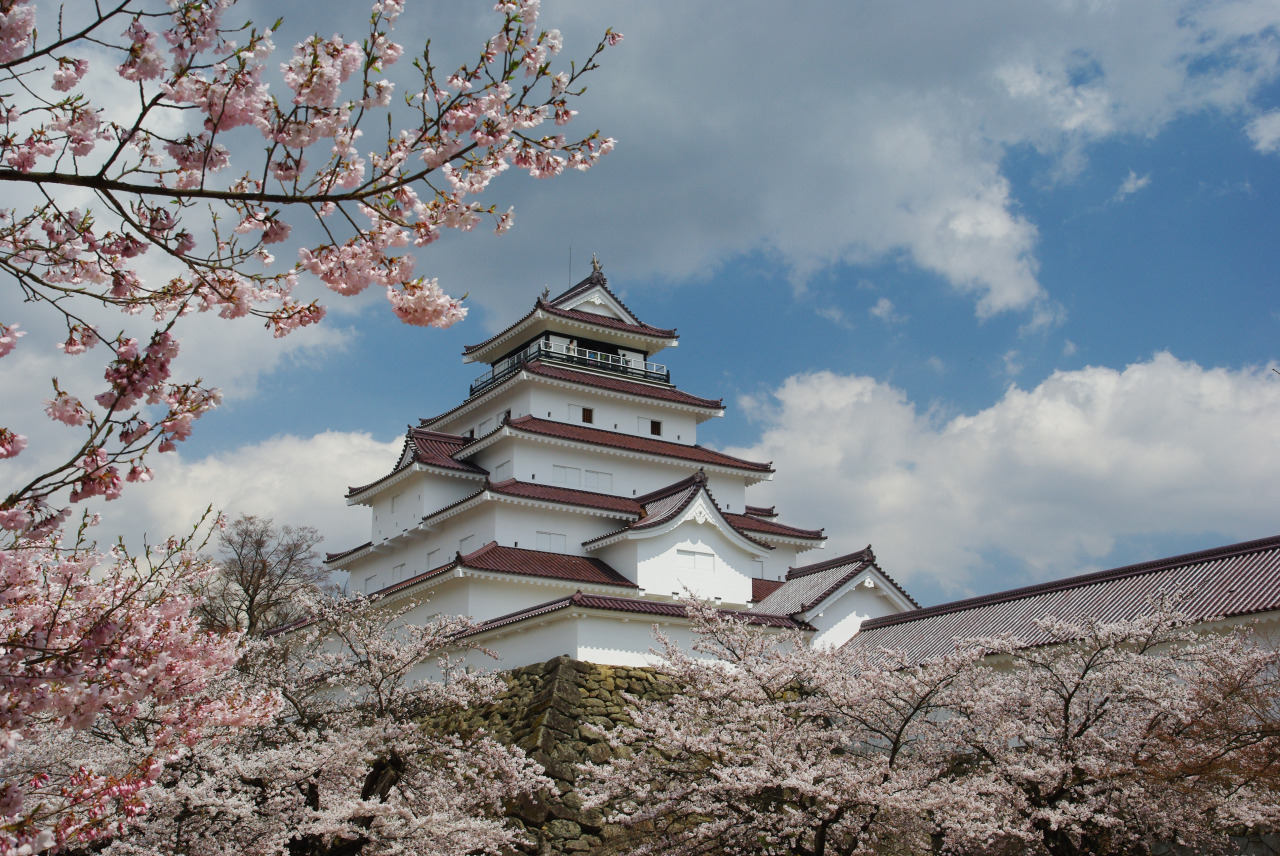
[370,472,481,540]
[408,616,583,682]
[808,583,906,649]
[492,438,751,505]
[420,505,498,558]
[490,503,622,554]
[633,520,759,606]
[524,386,699,445]
[759,544,803,581]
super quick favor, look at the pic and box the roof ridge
[858,533,1280,632]
[788,546,874,579]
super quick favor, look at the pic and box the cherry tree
[92,593,549,856]
[580,602,1280,856]
[0,0,619,537]
[579,601,979,856]
[0,520,280,856]
[938,610,1280,856]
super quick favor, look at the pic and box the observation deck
[470,339,670,397]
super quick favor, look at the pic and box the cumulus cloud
[93,431,401,553]
[725,354,1280,603]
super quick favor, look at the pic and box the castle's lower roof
[373,541,637,600]
[464,591,813,638]
[848,534,1280,663]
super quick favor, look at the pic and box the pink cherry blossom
[0,324,23,358]
[51,59,89,92]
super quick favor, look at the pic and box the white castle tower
[326,261,918,667]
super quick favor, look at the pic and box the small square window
[582,407,594,424]
[650,419,662,436]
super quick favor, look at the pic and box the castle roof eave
[461,304,679,364]
[457,416,774,484]
[420,362,724,433]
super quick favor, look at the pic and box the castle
[325,261,918,668]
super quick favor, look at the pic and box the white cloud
[1062,339,1078,357]
[815,305,854,328]
[1001,349,1025,377]
[725,354,1280,601]
[1246,110,1280,153]
[869,297,903,324]
[1113,169,1152,202]
[92,431,401,554]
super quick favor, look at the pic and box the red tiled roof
[491,415,774,474]
[745,505,778,519]
[466,591,812,636]
[546,268,644,321]
[752,578,785,602]
[755,549,878,615]
[325,541,372,563]
[540,303,678,338]
[584,471,774,551]
[462,300,677,357]
[849,534,1280,663]
[345,428,485,498]
[523,361,723,409]
[374,541,636,600]
[418,361,723,431]
[725,513,824,541]
[487,478,644,515]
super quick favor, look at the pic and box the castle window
[569,404,594,424]
[427,548,440,568]
[677,549,714,572]
[584,469,612,491]
[536,531,567,551]
[553,465,581,487]
[392,563,406,583]
[492,460,512,482]
[639,417,662,436]
[458,534,475,553]
[479,418,492,435]
[390,492,401,513]
[363,573,378,594]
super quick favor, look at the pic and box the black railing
[470,340,670,396]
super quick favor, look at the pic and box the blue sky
[7,0,1280,607]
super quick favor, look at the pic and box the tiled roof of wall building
[373,541,637,600]
[489,415,774,474]
[848,534,1280,664]
[745,505,778,519]
[464,591,814,637]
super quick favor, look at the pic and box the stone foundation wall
[441,655,674,855]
